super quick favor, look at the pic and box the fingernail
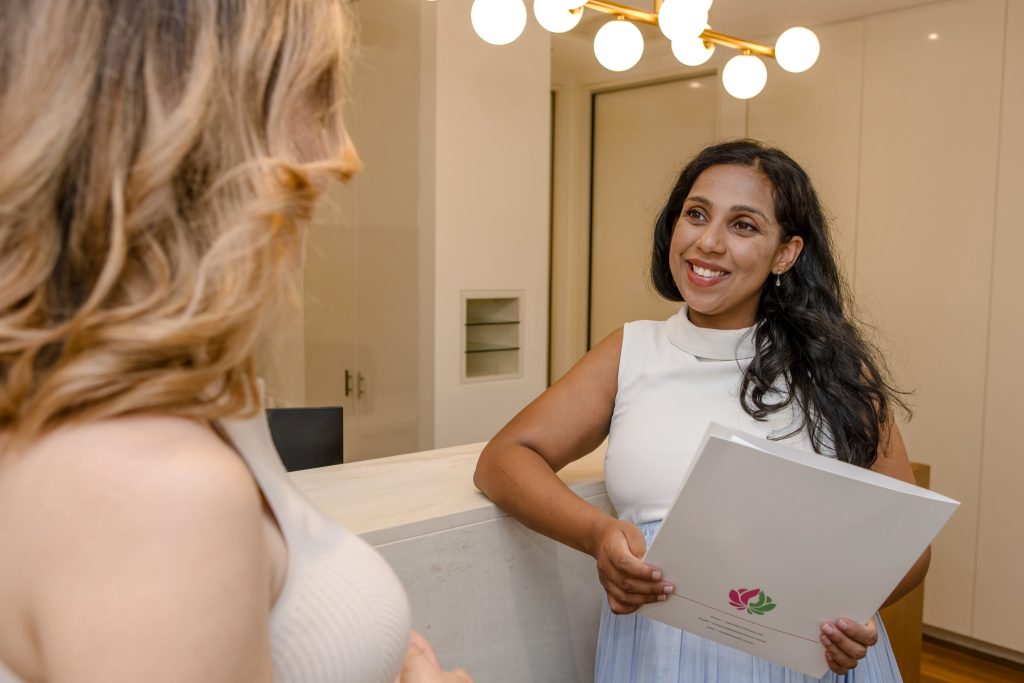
[822,623,835,636]
[657,594,667,601]
[664,584,674,594]
[651,570,662,581]
[838,619,850,630]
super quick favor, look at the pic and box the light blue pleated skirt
[595,521,903,682]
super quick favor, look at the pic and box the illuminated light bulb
[534,0,583,33]
[671,35,715,66]
[658,0,708,41]
[559,0,587,8]
[593,19,644,72]
[471,0,527,46]
[722,53,767,99]
[774,26,820,73]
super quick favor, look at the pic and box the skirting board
[923,625,1024,671]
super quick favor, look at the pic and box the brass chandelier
[469,0,821,99]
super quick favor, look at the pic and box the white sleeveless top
[605,305,821,524]
[0,409,410,683]
[217,408,411,683]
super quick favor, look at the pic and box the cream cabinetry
[856,0,1004,636]
[747,0,1021,654]
[972,0,1024,654]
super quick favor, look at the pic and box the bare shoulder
[0,416,273,682]
[3,415,261,530]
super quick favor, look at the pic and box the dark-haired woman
[474,139,926,681]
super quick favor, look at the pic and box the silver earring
[775,272,781,287]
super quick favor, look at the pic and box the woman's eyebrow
[731,204,768,219]
[685,196,768,220]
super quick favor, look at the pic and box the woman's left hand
[819,617,878,675]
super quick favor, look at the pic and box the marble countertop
[289,441,607,545]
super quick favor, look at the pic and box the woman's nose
[695,221,725,253]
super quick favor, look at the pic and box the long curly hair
[651,139,909,468]
[0,0,354,449]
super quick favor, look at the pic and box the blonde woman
[0,2,469,682]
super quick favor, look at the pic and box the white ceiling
[573,0,946,40]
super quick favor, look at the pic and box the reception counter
[289,442,611,683]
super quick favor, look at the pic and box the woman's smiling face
[669,163,803,330]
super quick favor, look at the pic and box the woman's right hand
[594,520,675,614]
[397,631,472,683]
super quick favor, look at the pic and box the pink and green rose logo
[729,587,776,615]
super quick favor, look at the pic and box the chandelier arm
[583,0,657,25]
[581,0,776,59]
[700,28,775,58]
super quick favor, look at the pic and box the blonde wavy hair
[0,0,355,448]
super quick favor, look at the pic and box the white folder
[637,422,959,677]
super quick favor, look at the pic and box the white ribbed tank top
[605,305,821,524]
[217,409,411,683]
[0,409,411,683]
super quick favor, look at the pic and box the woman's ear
[775,235,804,274]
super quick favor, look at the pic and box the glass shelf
[466,342,521,354]
[465,318,520,326]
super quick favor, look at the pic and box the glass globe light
[558,0,587,8]
[658,0,708,41]
[774,27,820,73]
[671,35,715,66]
[593,19,644,72]
[471,0,527,46]
[534,0,583,33]
[722,53,767,99]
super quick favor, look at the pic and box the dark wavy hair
[650,139,908,468]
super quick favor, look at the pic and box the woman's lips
[686,260,729,285]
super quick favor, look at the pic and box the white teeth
[692,264,726,278]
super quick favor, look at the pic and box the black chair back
[266,406,344,472]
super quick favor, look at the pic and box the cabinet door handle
[345,369,353,397]
[357,372,366,399]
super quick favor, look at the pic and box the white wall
[425,0,552,447]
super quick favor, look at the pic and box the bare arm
[474,329,673,613]
[870,421,931,608]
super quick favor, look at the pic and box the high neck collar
[667,304,757,361]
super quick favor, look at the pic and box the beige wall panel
[348,0,422,459]
[856,0,1004,634]
[256,277,306,408]
[589,76,718,344]
[972,0,1024,654]
[305,182,360,456]
[748,20,865,281]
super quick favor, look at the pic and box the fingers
[409,630,441,669]
[820,617,877,674]
[400,639,474,683]
[596,521,675,614]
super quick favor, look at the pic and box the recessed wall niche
[463,293,522,381]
